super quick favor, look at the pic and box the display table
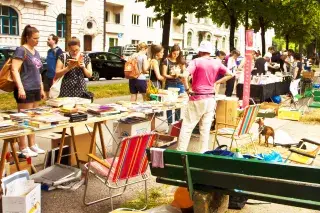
[236,81,290,103]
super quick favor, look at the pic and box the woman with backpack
[128,42,149,101]
[11,25,46,157]
[162,44,186,125]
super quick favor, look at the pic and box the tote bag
[49,53,66,99]
[0,48,26,92]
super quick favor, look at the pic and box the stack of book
[30,115,70,126]
[10,113,29,122]
[87,105,120,117]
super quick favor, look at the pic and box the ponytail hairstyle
[151,44,163,59]
[169,44,185,65]
[21,25,39,46]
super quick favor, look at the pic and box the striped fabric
[111,133,157,182]
[88,158,119,179]
[237,105,260,136]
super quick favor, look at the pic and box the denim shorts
[129,79,147,94]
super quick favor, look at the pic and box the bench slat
[150,164,320,203]
[147,150,320,184]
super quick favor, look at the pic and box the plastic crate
[278,108,301,121]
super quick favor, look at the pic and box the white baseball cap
[197,41,213,54]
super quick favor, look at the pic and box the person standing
[290,53,303,102]
[11,25,46,157]
[55,37,93,98]
[129,42,149,101]
[225,50,240,97]
[162,45,186,124]
[176,41,233,153]
[149,44,165,88]
[44,34,63,96]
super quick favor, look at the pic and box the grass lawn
[0,83,129,111]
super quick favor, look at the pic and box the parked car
[0,46,16,70]
[87,52,126,81]
[108,46,124,58]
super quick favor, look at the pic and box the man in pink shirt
[177,41,233,153]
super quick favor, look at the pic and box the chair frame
[213,104,260,152]
[285,138,320,165]
[83,133,158,211]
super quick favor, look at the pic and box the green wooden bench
[146,149,320,211]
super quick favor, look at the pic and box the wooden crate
[278,108,301,121]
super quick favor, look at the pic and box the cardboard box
[215,98,239,129]
[260,102,281,115]
[278,108,301,121]
[112,120,151,155]
[9,161,32,175]
[155,134,177,148]
[39,126,95,166]
[2,171,41,213]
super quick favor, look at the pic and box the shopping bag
[49,76,64,99]
[49,53,66,99]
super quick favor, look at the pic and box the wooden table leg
[148,113,156,131]
[70,127,80,168]
[88,123,98,161]
[98,122,107,159]
[57,128,67,164]
[0,140,9,180]
[10,138,20,171]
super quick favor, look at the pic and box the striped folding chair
[83,133,158,211]
[213,104,260,152]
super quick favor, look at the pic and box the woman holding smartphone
[55,37,92,97]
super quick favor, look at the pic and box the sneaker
[30,144,46,154]
[20,147,38,157]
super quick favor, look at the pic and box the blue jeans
[165,81,185,124]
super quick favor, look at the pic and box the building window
[105,11,109,22]
[235,38,238,49]
[147,17,153,28]
[207,34,211,41]
[56,14,66,38]
[131,40,139,45]
[0,6,19,35]
[147,41,153,45]
[109,38,118,47]
[187,32,192,47]
[197,18,200,23]
[132,14,140,25]
[115,13,120,24]
[160,20,164,28]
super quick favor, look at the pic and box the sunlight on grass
[120,186,174,210]
[300,109,320,124]
[0,83,130,111]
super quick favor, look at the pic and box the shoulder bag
[49,53,66,99]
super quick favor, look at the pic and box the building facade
[0,0,274,56]
[0,0,104,56]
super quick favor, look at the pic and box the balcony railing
[0,35,20,47]
[106,23,125,34]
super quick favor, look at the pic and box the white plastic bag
[49,53,66,99]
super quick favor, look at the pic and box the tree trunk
[298,41,303,54]
[65,0,72,51]
[285,34,289,50]
[162,7,172,60]
[229,15,236,51]
[259,16,266,56]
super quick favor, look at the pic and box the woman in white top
[225,50,240,97]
